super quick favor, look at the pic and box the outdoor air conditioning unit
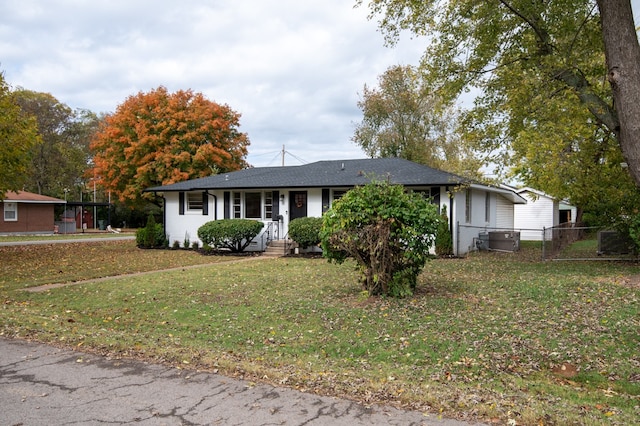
[488,231,520,252]
[597,230,634,255]
[476,232,490,251]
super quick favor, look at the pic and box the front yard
[1,240,639,425]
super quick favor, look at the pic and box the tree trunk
[597,0,640,186]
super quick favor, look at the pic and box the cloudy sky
[2,1,639,168]
[0,0,427,167]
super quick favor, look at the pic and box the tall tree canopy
[90,87,250,207]
[358,0,640,191]
[353,65,483,178]
[13,89,98,198]
[0,74,40,199]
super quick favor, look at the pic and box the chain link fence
[459,223,638,261]
[542,224,637,261]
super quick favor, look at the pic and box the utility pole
[282,144,285,167]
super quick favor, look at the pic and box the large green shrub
[320,180,440,297]
[288,216,323,249]
[434,205,453,256]
[197,219,264,252]
[136,214,166,248]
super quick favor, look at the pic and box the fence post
[542,226,546,260]
[456,221,460,257]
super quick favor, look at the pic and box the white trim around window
[232,191,272,220]
[3,202,17,221]
[186,192,203,211]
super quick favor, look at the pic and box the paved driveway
[1,338,484,426]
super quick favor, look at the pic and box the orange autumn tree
[90,86,249,207]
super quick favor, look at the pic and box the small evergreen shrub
[136,214,166,248]
[288,217,323,249]
[435,205,453,256]
[197,219,264,252]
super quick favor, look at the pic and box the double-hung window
[3,202,17,221]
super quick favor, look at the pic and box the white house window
[232,191,268,219]
[4,202,17,221]
[332,190,346,201]
[187,193,203,211]
[233,193,241,218]
[465,189,472,223]
[485,192,491,223]
[244,192,262,219]
[264,192,273,219]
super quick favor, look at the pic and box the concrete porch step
[263,239,296,257]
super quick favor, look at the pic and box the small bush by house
[198,219,264,252]
[289,216,323,249]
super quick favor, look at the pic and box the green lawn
[1,240,639,425]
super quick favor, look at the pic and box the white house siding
[496,195,514,229]
[453,188,492,256]
[163,192,215,248]
[161,184,521,257]
[163,188,328,251]
[513,191,558,241]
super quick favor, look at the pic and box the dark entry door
[289,191,307,221]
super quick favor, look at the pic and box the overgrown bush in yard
[136,214,166,248]
[320,180,440,297]
[288,217,323,249]
[197,219,264,252]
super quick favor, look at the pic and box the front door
[289,191,307,221]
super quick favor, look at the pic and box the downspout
[205,191,218,219]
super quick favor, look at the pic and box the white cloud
[1,0,425,166]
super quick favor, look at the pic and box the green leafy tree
[354,65,483,178]
[320,180,440,297]
[359,1,640,185]
[358,0,640,213]
[90,87,250,208]
[12,89,97,198]
[0,73,40,198]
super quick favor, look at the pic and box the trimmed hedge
[197,219,264,252]
[289,216,323,249]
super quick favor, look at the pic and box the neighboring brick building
[1,191,66,234]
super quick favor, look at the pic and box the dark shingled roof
[145,158,469,192]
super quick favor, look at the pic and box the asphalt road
[0,337,485,426]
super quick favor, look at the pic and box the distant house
[146,158,526,256]
[0,191,66,234]
[513,187,577,241]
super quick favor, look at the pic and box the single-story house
[146,158,526,256]
[0,190,66,234]
[512,187,577,241]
